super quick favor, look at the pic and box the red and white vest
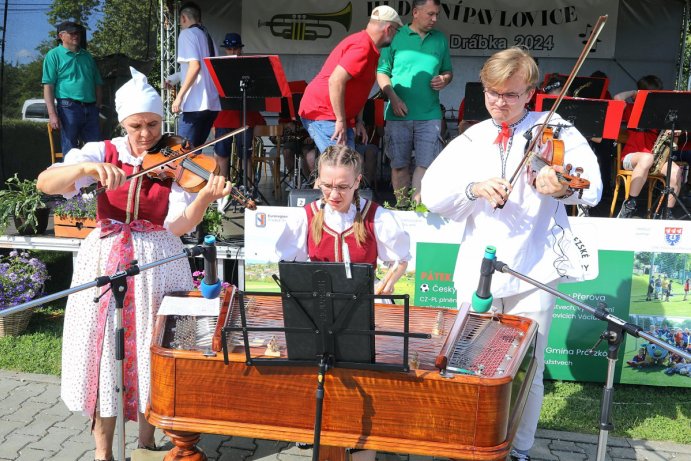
[305,199,379,267]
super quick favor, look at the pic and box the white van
[21,99,49,122]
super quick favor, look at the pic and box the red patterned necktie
[494,122,512,150]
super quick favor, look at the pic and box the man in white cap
[299,5,403,154]
[36,67,231,461]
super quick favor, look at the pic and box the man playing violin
[422,47,602,461]
[36,67,231,461]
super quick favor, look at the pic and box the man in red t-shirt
[298,5,402,153]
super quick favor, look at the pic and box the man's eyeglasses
[319,182,356,194]
[483,88,531,104]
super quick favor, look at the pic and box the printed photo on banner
[546,217,691,389]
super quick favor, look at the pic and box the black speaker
[287,188,373,207]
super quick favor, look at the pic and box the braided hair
[310,144,367,247]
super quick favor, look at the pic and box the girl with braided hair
[277,144,410,296]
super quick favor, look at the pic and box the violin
[88,127,256,210]
[526,126,590,197]
[502,15,607,205]
[143,133,257,210]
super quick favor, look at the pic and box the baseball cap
[370,5,403,27]
[222,33,244,48]
[57,21,83,34]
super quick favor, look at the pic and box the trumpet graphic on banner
[258,2,352,41]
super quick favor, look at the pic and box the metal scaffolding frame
[160,0,178,133]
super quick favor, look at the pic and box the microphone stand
[492,259,691,461]
[1,245,206,461]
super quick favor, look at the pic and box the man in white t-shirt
[169,1,221,147]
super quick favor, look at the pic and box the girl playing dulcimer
[276,144,411,461]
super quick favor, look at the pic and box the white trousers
[495,284,557,452]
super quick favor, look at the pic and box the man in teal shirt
[43,21,103,155]
[377,0,452,205]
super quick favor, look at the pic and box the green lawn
[630,274,691,316]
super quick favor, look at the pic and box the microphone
[471,246,496,313]
[199,235,222,299]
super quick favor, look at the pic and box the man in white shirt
[422,47,602,461]
[169,1,221,147]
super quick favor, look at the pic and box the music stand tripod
[222,262,429,461]
[492,259,691,461]
[1,245,209,461]
[627,90,691,220]
[205,55,292,203]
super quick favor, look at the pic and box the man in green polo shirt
[377,0,452,206]
[42,21,103,155]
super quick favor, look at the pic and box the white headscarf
[115,67,164,122]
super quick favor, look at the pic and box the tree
[46,0,99,27]
[89,0,159,62]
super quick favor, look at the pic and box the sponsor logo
[664,227,682,246]
[255,212,267,228]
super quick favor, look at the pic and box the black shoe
[509,449,531,460]
[617,199,637,218]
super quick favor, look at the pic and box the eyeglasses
[483,88,531,104]
[318,182,356,194]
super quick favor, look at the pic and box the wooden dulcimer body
[147,291,537,461]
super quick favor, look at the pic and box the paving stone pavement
[0,370,689,461]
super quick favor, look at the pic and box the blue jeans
[301,118,355,153]
[56,99,101,154]
[214,127,253,159]
[177,110,219,147]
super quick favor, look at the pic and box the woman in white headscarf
[37,67,231,461]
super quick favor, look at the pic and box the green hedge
[0,119,53,184]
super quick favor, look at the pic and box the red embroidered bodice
[305,200,378,267]
[96,140,173,225]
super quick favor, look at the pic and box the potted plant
[0,174,49,235]
[53,192,98,238]
[0,250,49,336]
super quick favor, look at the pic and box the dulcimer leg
[318,445,348,461]
[163,430,206,461]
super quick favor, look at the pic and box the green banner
[414,242,460,308]
[545,250,634,382]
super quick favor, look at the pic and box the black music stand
[542,73,609,99]
[535,95,625,140]
[628,90,691,219]
[205,55,291,198]
[222,261,428,461]
[463,82,491,122]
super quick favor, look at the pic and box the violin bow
[90,126,249,195]
[505,15,608,191]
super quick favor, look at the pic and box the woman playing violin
[421,47,602,461]
[36,67,231,461]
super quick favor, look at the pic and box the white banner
[242,0,618,57]
[244,206,466,271]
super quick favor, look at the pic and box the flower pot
[0,309,33,337]
[13,207,50,236]
[54,216,98,238]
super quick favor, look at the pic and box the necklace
[493,110,529,179]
